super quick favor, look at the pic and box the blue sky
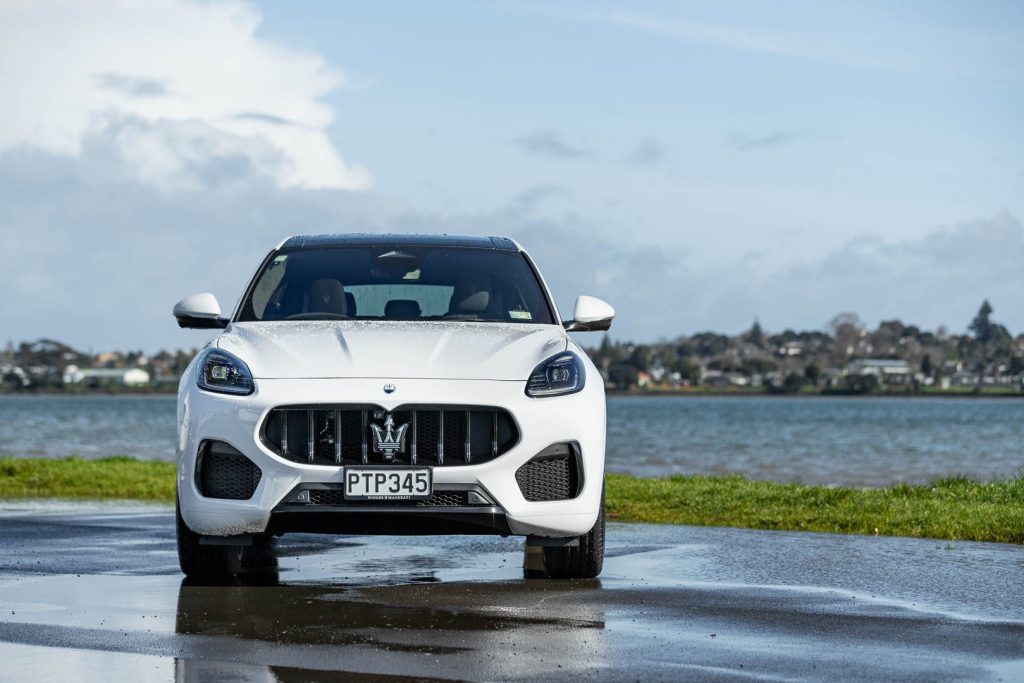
[0,0,1021,351]
[252,1,1022,256]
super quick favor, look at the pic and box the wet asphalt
[0,504,1022,682]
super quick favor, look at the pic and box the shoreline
[2,388,1022,399]
[606,389,1024,399]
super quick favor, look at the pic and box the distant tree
[690,332,731,357]
[745,320,765,348]
[608,363,638,389]
[769,329,799,346]
[590,334,615,368]
[671,360,702,384]
[876,320,906,338]
[920,355,933,377]
[837,374,880,394]
[1009,355,1024,377]
[1,370,25,391]
[828,312,865,359]
[803,363,822,386]
[828,312,865,335]
[970,300,995,343]
[628,345,652,372]
[968,300,1012,360]
[872,320,907,355]
[769,372,805,394]
[741,358,777,376]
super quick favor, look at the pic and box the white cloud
[0,0,370,190]
[0,128,1018,351]
[0,2,1018,350]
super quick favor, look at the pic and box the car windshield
[236,246,556,324]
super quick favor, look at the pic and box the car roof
[278,233,520,251]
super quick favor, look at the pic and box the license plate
[343,467,432,501]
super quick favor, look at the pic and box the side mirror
[563,295,615,332]
[173,293,229,329]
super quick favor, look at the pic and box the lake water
[1,395,1021,486]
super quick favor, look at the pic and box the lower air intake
[307,489,471,507]
[515,443,581,502]
[197,441,262,500]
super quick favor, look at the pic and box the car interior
[246,247,550,323]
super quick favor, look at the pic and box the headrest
[384,299,422,319]
[307,279,348,316]
[448,271,493,314]
[454,290,490,313]
[345,292,357,316]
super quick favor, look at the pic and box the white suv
[173,234,614,579]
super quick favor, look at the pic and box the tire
[541,487,605,579]
[176,499,276,580]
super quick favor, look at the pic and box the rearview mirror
[173,293,229,329]
[563,295,614,332]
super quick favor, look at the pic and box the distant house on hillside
[845,359,913,385]
[777,341,804,357]
[949,370,979,387]
[0,364,30,388]
[63,366,151,387]
[702,369,749,388]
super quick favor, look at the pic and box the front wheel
[176,499,276,580]
[541,488,605,579]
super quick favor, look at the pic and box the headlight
[196,348,255,396]
[526,352,585,397]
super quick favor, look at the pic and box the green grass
[0,456,175,501]
[1,457,1021,544]
[605,473,1024,544]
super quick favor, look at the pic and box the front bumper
[177,376,605,538]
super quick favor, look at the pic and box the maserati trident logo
[383,383,396,394]
[370,412,409,460]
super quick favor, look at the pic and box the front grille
[307,489,471,507]
[262,405,519,467]
[197,441,262,500]
[516,444,581,502]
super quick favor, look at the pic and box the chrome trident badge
[370,412,409,461]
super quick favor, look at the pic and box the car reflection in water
[172,548,607,682]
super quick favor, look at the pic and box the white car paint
[216,321,568,381]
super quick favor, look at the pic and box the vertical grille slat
[438,409,445,465]
[262,405,517,467]
[281,409,289,457]
[360,409,368,465]
[410,411,418,465]
[334,408,342,464]
[491,411,498,459]
[307,410,315,463]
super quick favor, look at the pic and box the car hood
[217,321,568,381]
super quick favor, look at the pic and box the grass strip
[1,457,1020,544]
[605,473,1024,544]
[0,456,175,502]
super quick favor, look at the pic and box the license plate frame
[343,467,433,501]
